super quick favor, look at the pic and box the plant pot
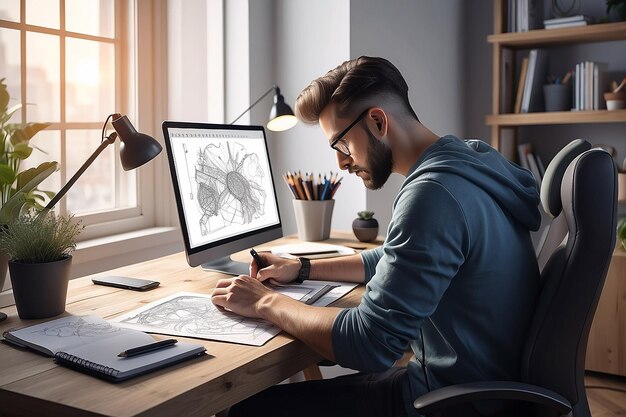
[604,91,626,110]
[352,218,379,242]
[0,249,8,293]
[9,256,72,319]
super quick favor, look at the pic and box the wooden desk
[0,232,375,417]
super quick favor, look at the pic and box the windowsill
[0,226,184,308]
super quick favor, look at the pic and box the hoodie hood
[408,135,541,231]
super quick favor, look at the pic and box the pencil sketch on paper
[112,283,357,346]
[114,292,279,346]
[34,316,120,339]
[190,141,267,235]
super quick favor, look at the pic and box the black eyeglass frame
[329,108,369,157]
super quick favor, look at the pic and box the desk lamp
[229,85,297,132]
[44,113,162,211]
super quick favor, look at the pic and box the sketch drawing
[34,316,120,338]
[118,294,277,344]
[192,141,267,235]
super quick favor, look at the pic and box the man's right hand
[250,252,301,284]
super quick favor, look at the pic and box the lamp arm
[44,134,117,211]
[229,86,276,125]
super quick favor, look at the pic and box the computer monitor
[162,121,283,275]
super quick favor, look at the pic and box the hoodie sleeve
[332,179,470,372]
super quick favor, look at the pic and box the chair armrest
[413,381,572,416]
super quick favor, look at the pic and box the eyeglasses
[329,108,369,157]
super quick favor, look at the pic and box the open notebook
[3,315,206,382]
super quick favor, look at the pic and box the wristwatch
[296,257,311,283]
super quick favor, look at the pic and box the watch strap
[296,257,311,283]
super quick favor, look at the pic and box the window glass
[26,32,60,122]
[0,1,21,23]
[66,129,115,213]
[0,27,22,123]
[66,38,114,122]
[66,0,114,38]
[26,0,60,29]
[21,129,62,198]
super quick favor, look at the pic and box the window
[0,0,154,239]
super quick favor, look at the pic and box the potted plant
[607,0,626,21]
[352,210,379,242]
[0,212,83,319]
[0,78,59,292]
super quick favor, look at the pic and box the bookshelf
[488,0,626,378]
[487,0,626,151]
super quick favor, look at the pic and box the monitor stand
[200,255,250,276]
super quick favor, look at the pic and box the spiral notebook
[2,315,206,382]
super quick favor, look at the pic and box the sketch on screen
[188,141,267,236]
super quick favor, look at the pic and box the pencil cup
[543,84,571,112]
[292,199,334,241]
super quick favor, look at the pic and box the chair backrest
[535,139,592,271]
[521,147,617,417]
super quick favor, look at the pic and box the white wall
[270,0,465,234]
[349,0,465,232]
[272,0,356,235]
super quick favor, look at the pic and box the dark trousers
[228,367,409,417]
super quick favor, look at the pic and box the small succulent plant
[357,210,375,220]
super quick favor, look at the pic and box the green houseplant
[0,78,59,292]
[352,210,379,242]
[0,212,83,319]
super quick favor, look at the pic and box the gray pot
[0,249,8,293]
[352,218,379,242]
[9,256,72,319]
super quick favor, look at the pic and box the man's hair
[295,56,418,124]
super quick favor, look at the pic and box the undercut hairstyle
[295,56,419,124]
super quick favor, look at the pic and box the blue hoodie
[332,135,541,416]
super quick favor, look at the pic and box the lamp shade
[112,114,163,170]
[267,88,297,132]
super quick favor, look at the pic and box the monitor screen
[162,121,283,275]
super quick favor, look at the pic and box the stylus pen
[118,339,178,358]
[250,248,266,268]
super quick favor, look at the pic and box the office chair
[414,143,618,417]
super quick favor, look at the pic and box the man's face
[319,105,392,190]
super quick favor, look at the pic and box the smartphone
[92,276,160,291]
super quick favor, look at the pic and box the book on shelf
[517,143,544,188]
[574,61,607,111]
[3,315,207,382]
[521,49,548,113]
[515,57,529,114]
[500,48,515,113]
[543,14,593,29]
[508,0,543,32]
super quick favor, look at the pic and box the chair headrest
[540,139,591,217]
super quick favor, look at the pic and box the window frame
[0,0,157,242]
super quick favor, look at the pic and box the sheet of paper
[111,281,357,346]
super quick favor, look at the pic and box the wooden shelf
[488,22,626,48]
[487,109,626,126]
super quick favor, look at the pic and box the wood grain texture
[0,232,373,417]
[586,249,626,377]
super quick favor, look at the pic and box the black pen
[118,339,178,358]
[250,248,266,268]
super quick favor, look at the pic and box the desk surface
[0,232,375,417]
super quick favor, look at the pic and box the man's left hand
[211,275,274,318]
